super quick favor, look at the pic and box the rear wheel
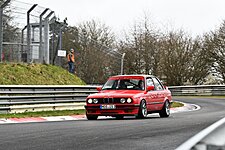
[86,115,98,120]
[137,100,148,119]
[159,101,170,118]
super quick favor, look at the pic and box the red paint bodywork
[85,75,172,118]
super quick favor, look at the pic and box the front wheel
[136,100,148,119]
[159,101,170,118]
[86,115,98,120]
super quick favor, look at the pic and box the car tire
[86,115,98,120]
[115,116,124,120]
[159,100,170,118]
[137,100,148,119]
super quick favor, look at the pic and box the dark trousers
[68,62,75,73]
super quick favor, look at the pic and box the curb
[0,115,86,124]
[170,101,201,113]
[0,102,200,124]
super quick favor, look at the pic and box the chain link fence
[0,0,57,64]
[0,0,125,84]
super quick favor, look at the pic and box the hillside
[0,63,85,85]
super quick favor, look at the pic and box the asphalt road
[0,97,225,150]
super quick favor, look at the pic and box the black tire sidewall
[137,100,147,118]
[159,101,170,118]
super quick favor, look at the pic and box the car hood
[88,90,144,98]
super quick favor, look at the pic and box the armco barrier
[0,85,98,113]
[0,85,224,113]
[169,85,225,96]
[176,117,225,150]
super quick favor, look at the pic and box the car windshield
[102,79,145,90]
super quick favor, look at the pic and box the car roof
[110,74,155,78]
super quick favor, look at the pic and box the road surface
[0,97,224,150]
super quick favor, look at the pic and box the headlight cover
[127,98,132,103]
[87,99,93,104]
[120,98,126,103]
[93,99,98,104]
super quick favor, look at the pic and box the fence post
[21,26,27,62]
[43,11,54,64]
[121,53,126,75]
[0,0,11,62]
[0,8,3,62]
[27,4,37,63]
[39,8,49,64]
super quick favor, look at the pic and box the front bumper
[85,104,140,116]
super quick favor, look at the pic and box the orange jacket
[67,52,75,62]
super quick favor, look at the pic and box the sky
[14,0,225,37]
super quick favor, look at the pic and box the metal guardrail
[0,85,224,113]
[169,85,225,96]
[0,85,98,113]
[176,117,225,150]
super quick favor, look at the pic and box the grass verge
[0,110,85,119]
[0,63,85,85]
[171,101,184,108]
[0,102,184,119]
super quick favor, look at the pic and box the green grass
[0,110,85,119]
[0,102,184,119]
[0,63,85,85]
[171,101,184,108]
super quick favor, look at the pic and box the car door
[152,77,165,110]
[145,77,158,111]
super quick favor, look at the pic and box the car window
[102,79,118,90]
[146,78,154,86]
[152,78,164,90]
[102,79,144,90]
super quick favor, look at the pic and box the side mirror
[96,87,102,92]
[147,86,154,91]
[164,86,168,90]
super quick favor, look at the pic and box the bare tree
[1,0,20,62]
[188,37,212,84]
[205,21,225,83]
[62,20,117,84]
[160,31,193,85]
[118,18,160,75]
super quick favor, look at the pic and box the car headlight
[93,99,98,104]
[120,98,126,103]
[127,98,132,103]
[87,99,93,104]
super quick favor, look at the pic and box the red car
[85,75,172,120]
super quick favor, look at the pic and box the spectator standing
[67,48,75,73]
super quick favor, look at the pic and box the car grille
[98,98,121,104]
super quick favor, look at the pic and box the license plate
[100,105,116,109]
